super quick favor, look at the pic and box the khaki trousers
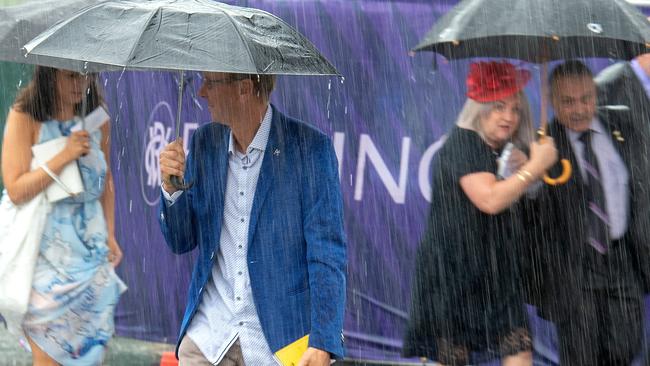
[178,336,245,366]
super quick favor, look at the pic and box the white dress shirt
[565,118,630,239]
[163,107,280,365]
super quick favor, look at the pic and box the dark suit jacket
[596,61,650,130]
[526,114,650,321]
[158,106,347,358]
[596,62,650,294]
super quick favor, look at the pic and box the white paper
[497,142,515,180]
[70,106,110,133]
[31,137,84,202]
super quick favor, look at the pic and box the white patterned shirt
[163,107,279,365]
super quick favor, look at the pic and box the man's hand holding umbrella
[160,139,184,195]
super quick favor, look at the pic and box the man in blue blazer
[158,72,346,366]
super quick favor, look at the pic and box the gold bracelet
[519,169,534,180]
[515,172,527,182]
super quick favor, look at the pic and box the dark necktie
[579,130,609,254]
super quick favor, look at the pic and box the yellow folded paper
[274,334,309,366]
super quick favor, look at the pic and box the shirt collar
[228,105,273,155]
[565,117,604,142]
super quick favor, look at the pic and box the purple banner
[99,0,650,362]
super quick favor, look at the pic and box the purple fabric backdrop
[100,0,650,362]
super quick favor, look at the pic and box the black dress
[403,127,531,365]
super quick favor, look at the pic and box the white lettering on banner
[183,123,199,153]
[144,122,172,189]
[333,132,345,180]
[354,134,411,204]
[418,135,447,202]
[139,112,448,206]
[141,101,198,207]
[141,102,174,206]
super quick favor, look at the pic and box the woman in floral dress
[1,66,126,365]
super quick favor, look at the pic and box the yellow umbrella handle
[538,59,572,186]
[543,159,572,185]
[537,129,572,186]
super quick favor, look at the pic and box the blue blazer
[159,106,347,358]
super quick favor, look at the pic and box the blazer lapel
[247,107,285,249]
[201,124,230,245]
[199,124,230,198]
[216,128,230,199]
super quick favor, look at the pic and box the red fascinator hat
[466,61,531,103]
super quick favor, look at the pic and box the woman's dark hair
[14,66,104,122]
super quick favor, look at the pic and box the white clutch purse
[31,137,84,202]
[29,106,110,202]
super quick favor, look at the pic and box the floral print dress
[22,119,127,365]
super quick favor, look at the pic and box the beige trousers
[178,336,245,366]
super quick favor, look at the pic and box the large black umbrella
[23,0,340,189]
[413,0,650,185]
[413,0,650,62]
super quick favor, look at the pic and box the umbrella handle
[538,60,571,186]
[543,159,572,186]
[537,130,572,186]
[168,70,194,191]
[169,175,194,190]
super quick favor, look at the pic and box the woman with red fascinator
[403,61,558,366]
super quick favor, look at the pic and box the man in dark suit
[158,72,347,366]
[531,60,650,365]
[596,53,650,130]
[596,53,650,293]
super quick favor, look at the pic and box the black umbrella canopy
[413,0,650,62]
[23,0,339,76]
[0,0,105,63]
